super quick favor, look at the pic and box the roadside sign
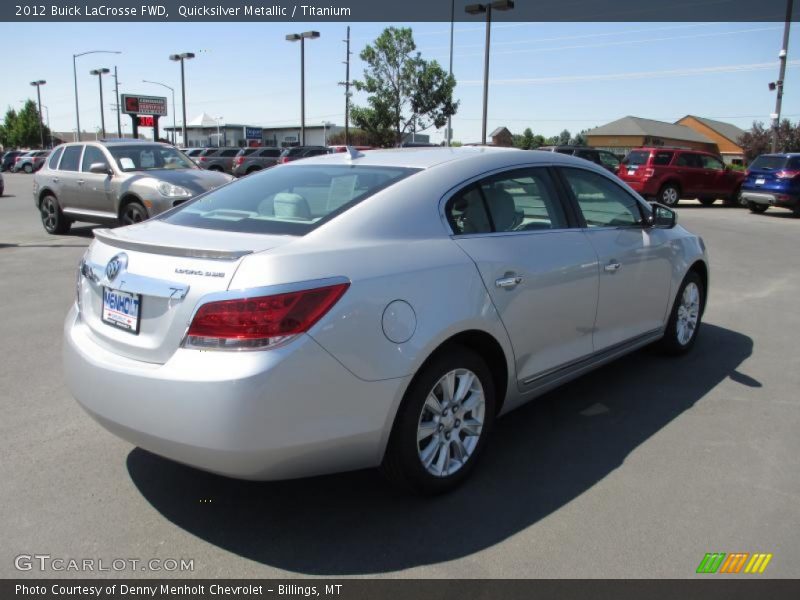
[121,94,168,116]
[245,126,262,140]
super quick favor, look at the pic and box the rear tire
[748,202,768,214]
[381,346,496,495]
[658,183,681,207]
[40,194,71,235]
[656,271,704,355]
[119,201,148,226]
[23,163,33,174]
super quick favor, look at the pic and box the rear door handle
[76,179,85,185]
[604,261,621,273]
[495,276,523,289]
[52,177,59,183]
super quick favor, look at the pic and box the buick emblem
[105,253,127,281]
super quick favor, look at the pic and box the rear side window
[220,149,239,157]
[623,150,650,166]
[749,155,789,171]
[787,157,800,170]
[555,148,575,155]
[700,155,724,170]
[447,168,568,234]
[59,146,83,171]
[676,153,703,168]
[258,148,281,157]
[653,151,674,166]
[162,165,417,235]
[561,168,643,228]
[48,147,63,169]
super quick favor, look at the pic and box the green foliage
[327,128,382,147]
[351,27,458,147]
[739,120,800,163]
[0,100,50,148]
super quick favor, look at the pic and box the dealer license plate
[102,288,141,334]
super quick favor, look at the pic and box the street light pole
[215,116,224,147]
[90,68,110,138]
[772,0,794,153]
[72,50,121,142]
[143,80,177,145]
[30,80,46,148]
[447,0,454,146]
[286,31,320,146]
[114,66,122,138]
[170,52,196,146]
[466,1,514,145]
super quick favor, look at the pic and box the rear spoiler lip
[93,228,253,261]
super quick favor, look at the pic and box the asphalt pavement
[1,171,798,579]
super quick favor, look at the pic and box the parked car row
[1,149,50,173]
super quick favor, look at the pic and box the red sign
[137,116,155,128]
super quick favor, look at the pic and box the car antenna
[346,146,363,160]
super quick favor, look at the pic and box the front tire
[381,346,496,495]
[748,202,768,214]
[119,201,148,226]
[659,183,681,207]
[40,194,71,235]
[657,271,704,355]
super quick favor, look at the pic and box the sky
[1,20,799,144]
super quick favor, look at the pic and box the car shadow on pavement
[127,323,754,575]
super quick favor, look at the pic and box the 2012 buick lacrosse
[64,147,708,494]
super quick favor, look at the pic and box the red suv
[617,148,744,207]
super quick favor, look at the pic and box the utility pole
[447,0,454,146]
[772,0,794,153]
[338,26,352,145]
[113,66,122,138]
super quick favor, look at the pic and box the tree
[351,27,458,147]
[327,128,383,147]
[570,130,588,146]
[557,129,571,145]
[739,119,800,163]
[0,100,49,148]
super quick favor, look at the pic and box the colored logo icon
[696,552,773,574]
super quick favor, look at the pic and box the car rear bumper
[63,305,407,480]
[741,190,800,208]
[619,179,657,196]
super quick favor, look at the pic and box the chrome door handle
[76,179,85,185]
[495,276,523,289]
[52,177,59,183]
[604,262,621,273]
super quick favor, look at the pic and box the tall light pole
[113,66,122,138]
[40,105,51,147]
[215,116,224,147]
[771,0,794,152]
[90,68,110,138]
[170,52,196,146]
[447,0,455,146]
[72,50,121,141]
[286,31,320,146]
[466,0,514,145]
[143,79,177,144]
[30,80,46,149]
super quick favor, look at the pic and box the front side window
[447,168,568,235]
[81,146,109,172]
[561,168,643,228]
[59,146,83,172]
[162,165,417,235]
[48,147,64,169]
[700,155,724,170]
[676,153,703,168]
[107,145,195,171]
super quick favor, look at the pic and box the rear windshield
[623,150,651,166]
[161,165,419,235]
[749,155,796,171]
[237,148,257,157]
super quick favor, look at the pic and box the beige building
[675,115,746,165]
[585,116,720,157]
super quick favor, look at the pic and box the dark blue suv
[741,153,800,216]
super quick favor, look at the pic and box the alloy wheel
[41,197,57,232]
[416,368,485,477]
[676,282,700,346]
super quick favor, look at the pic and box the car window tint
[480,169,568,232]
[653,151,674,166]
[700,155,724,170]
[447,185,491,235]
[623,150,650,165]
[48,147,64,169]
[676,153,702,168]
[81,146,108,172]
[599,151,620,170]
[562,168,643,228]
[259,149,280,157]
[59,146,83,171]
[221,149,239,157]
[556,148,574,155]
[787,156,800,170]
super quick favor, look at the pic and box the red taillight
[643,167,655,178]
[775,170,800,179]
[185,283,349,350]
[279,157,290,164]
[198,156,207,162]
[234,156,244,164]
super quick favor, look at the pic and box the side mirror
[89,162,111,175]
[649,202,677,229]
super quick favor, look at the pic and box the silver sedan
[64,147,708,494]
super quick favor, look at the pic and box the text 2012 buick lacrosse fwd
[64,147,708,494]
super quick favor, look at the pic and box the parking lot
[1,169,798,578]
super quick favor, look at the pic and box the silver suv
[33,140,233,234]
